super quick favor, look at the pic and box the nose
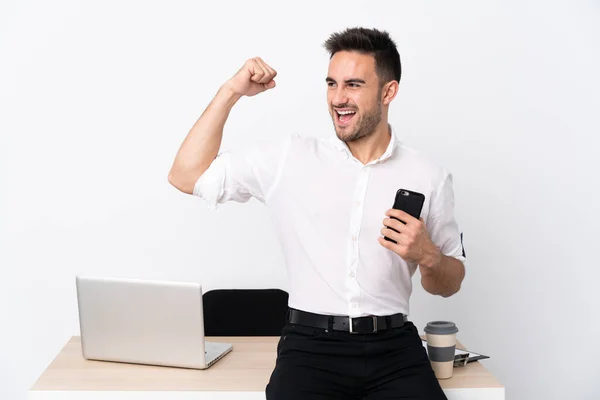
[331,86,349,108]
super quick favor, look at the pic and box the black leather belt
[288,308,408,334]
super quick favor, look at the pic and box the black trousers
[265,319,448,399]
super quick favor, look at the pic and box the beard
[332,99,382,143]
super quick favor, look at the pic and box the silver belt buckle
[349,316,378,334]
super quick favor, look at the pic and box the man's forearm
[419,252,465,298]
[168,84,242,194]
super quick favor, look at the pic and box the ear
[381,80,399,106]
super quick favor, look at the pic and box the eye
[327,82,336,87]
[348,83,359,88]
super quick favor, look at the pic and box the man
[169,27,466,400]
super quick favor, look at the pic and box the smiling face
[327,51,383,143]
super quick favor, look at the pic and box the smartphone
[384,189,426,244]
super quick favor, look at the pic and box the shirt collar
[329,124,398,163]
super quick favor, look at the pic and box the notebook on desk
[421,339,490,367]
[76,276,232,370]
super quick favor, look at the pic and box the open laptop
[75,276,232,369]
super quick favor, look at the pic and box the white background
[1,0,599,399]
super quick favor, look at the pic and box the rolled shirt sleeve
[426,171,467,265]
[193,133,293,210]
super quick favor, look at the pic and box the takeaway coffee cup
[424,321,459,379]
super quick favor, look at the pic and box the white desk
[29,336,504,400]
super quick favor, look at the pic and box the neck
[346,121,392,165]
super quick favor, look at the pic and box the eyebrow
[325,77,366,84]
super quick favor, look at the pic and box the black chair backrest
[203,288,289,336]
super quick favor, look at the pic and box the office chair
[202,288,289,336]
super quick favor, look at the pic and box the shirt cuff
[192,156,227,211]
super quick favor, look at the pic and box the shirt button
[349,271,355,278]
[351,303,358,308]
[355,201,361,207]
[351,235,357,241]
[362,168,368,173]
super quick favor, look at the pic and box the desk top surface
[31,336,503,392]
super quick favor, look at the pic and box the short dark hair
[323,27,401,86]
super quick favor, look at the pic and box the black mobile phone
[384,189,426,244]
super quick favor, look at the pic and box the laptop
[75,276,232,369]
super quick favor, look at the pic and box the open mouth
[335,109,357,126]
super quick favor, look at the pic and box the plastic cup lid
[424,321,458,335]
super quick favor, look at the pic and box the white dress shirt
[193,126,466,318]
